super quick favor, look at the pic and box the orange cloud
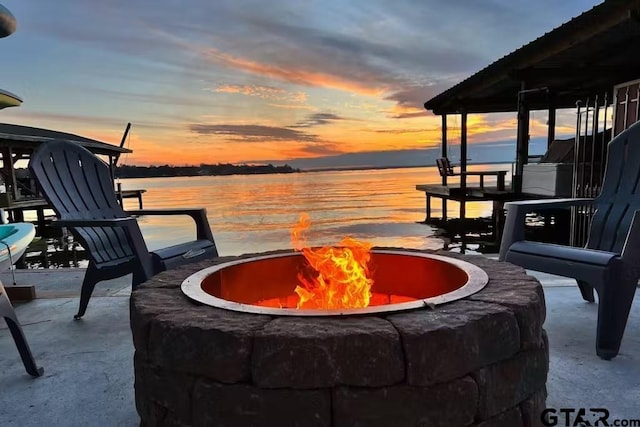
[382,103,430,119]
[203,48,387,96]
[211,84,307,102]
[268,103,315,110]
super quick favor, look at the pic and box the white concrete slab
[0,268,638,425]
[0,296,137,426]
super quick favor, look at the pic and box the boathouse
[0,123,132,223]
[421,0,640,247]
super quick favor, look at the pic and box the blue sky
[0,1,601,167]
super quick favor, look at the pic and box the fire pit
[131,249,548,426]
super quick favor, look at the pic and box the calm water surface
[116,165,506,256]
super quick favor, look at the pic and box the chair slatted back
[29,140,145,266]
[436,158,455,177]
[587,121,640,253]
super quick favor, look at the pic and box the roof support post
[515,82,530,193]
[440,113,449,217]
[441,114,448,185]
[460,110,468,191]
[0,147,18,203]
[547,97,556,148]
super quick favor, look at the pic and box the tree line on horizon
[114,163,301,178]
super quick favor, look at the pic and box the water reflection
[21,235,87,269]
[21,165,507,267]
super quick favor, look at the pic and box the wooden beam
[0,147,18,201]
[432,87,614,115]
[441,114,447,185]
[514,82,531,194]
[441,114,448,217]
[547,100,556,148]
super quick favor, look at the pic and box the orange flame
[291,214,373,309]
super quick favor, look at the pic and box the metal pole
[589,95,599,197]
[623,86,630,131]
[459,111,468,226]
[571,101,582,246]
[601,92,609,183]
[579,99,592,245]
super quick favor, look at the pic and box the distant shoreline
[115,163,300,179]
[116,160,514,179]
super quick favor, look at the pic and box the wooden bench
[436,157,507,191]
[115,184,146,209]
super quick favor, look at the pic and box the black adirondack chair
[29,140,219,319]
[499,120,640,360]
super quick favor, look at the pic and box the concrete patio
[0,265,638,426]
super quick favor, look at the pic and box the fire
[290,214,374,309]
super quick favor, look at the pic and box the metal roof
[0,123,131,155]
[424,0,640,114]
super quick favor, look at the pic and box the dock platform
[0,189,147,230]
[416,183,572,251]
[415,183,516,223]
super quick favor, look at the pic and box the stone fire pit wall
[131,249,548,427]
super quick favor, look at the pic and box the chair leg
[0,287,44,377]
[594,277,637,360]
[577,280,595,302]
[131,265,147,289]
[74,263,100,320]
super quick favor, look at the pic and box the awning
[0,123,132,156]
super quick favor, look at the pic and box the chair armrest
[498,198,595,261]
[504,198,593,209]
[126,208,214,241]
[50,217,137,228]
[127,208,205,216]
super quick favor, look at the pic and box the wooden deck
[415,184,516,222]
[415,182,536,251]
[416,182,570,252]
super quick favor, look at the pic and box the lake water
[22,164,510,268]
[116,164,508,256]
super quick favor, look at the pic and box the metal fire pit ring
[181,250,489,316]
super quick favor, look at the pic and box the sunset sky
[0,1,600,168]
